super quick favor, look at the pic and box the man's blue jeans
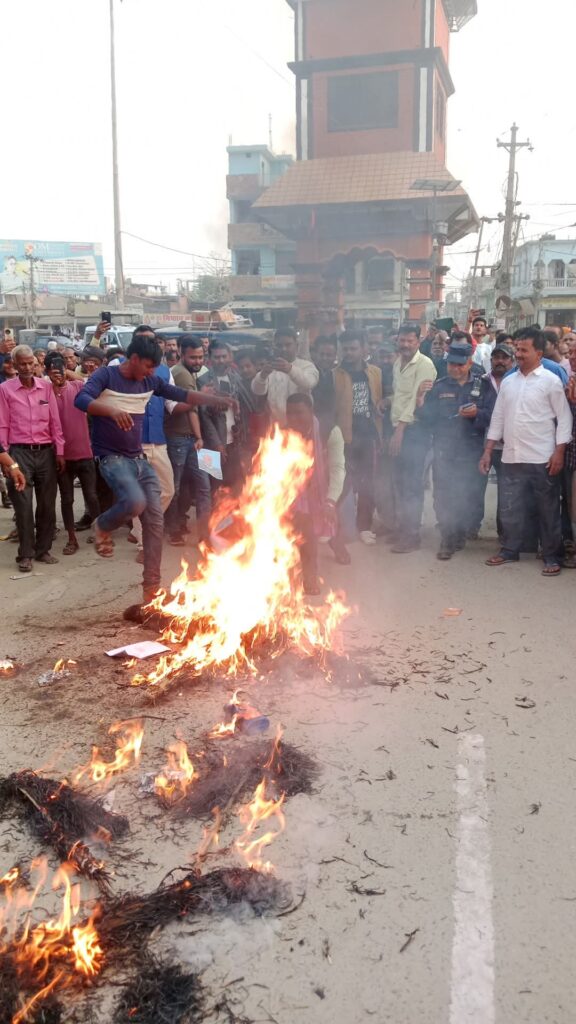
[166,438,211,540]
[97,455,163,594]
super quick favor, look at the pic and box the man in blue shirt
[75,329,236,608]
[506,329,568,386]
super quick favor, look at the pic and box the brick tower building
[254,0,478,337]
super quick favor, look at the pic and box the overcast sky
[3,0,576,293]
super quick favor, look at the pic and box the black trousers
[491,449,504,539]
[58,458,99,532]
[499,463,562,562]
[391,426,429,543]
[433,450,484,546]
[345,436,376,532]
[8,445,57,560]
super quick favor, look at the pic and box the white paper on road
[106,641,171,659]
[198,448,223,480]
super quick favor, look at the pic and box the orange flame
[195,808,222,866]
[0,866,20,889]
[234,779,286,874]
[52,659,77,674]
[208,715,239,740]
[0,658,15,675]
[132,430,349,694]
[0,858,102,1022]
[73,720,144,785]
[154,740,196,803]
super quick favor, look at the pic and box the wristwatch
[8,463,20,472]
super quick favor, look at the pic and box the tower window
[327,71,399,132]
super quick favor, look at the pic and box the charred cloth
[173,737,319,819]
[113,955,203,1024]
[97,867,291,949]
[0,770,129,893]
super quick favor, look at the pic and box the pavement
[1,482,575,1024]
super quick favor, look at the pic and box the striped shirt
[75,365,188,459]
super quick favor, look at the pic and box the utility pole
[25,254,41,329]
[470,216,500,308]
[110,0,125,309]
[496,124,532,308]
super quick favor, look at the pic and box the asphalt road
[1,483,575,1024]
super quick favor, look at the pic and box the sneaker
[1,494,12,509]
[74,515,92,531]
[168,533,186,546]
[359,531,377,546]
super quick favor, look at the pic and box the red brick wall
[434,1,450,61]
[311,66,415,158]
[304,0,422,59]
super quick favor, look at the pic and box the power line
[121,231,229,263]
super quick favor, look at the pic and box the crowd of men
[0,312,575,613]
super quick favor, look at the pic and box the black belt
[11,443,53,451]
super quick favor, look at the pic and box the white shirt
[473,340,494,375]
[487,364,573,464]
[251,358,319,425]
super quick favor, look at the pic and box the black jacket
[415,372,486,457]
[199,369,257,450]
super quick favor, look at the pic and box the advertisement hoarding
[0,240,105,297]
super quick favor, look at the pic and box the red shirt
[0,375,64,455]
[52,378,93,461]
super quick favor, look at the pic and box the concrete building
[512,237,576,328]
[251,0,478,340]
[226,145,297,329]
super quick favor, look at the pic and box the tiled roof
[253,152,470,209]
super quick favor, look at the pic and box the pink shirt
[0,376,65,456]
[52,379,93,461]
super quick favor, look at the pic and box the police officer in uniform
[415,340,486,560]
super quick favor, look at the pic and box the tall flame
[0,858,102,1022]
[234,779,286,874]
[133,429,349,694]
[73,720,144,785]
[154,740,196,803]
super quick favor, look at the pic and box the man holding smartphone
[415,339,486,560]
[251,328,318,425]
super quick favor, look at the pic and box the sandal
[18,558,32,573]
[63,540,79,555]
[35,553,59,564]
[561,554,576,569]
[92,523,114,558]
[485,554,518,567]
[542,563,561,576]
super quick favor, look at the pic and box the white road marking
[450,733,495,1024]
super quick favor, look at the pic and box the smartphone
[101,311,112,324]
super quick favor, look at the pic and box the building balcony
[543,277,576,290]
[443,0,478,30]
[226,174,264,201]
[228,222,289,248]
[513,278,576,299]
[228,274,296,298]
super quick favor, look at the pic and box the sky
[3,0,576,294]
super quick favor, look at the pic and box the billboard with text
[0,240,105,297]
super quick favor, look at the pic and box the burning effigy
[131,429,349,699]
